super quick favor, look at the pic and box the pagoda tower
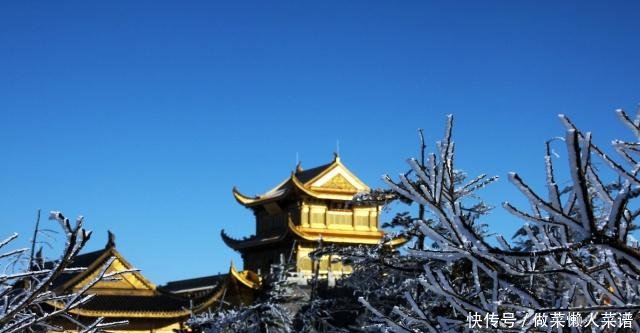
[222,154,400,280]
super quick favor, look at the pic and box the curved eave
[232,186,261,206]
[47,301,190,319]
[232,185,290,208]
[229,263,261,290]
[287,221,385,245]
[220,229,244,250]
[220,230,289,251]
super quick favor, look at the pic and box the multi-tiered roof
[223,154,402,278]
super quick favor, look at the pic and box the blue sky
[1,1,639,284]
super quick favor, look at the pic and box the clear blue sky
[1,1,639,284]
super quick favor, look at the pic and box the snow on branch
[0,211,126,333]
[360,111,640,332]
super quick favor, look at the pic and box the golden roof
[232,155,370,207]
[46,232,234,320]
[229,262,261,290]
[288,220,407,246]
[221,219,406,250]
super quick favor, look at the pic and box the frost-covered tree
[360,111,640,332]
[307,242,419,332]
[189,254,307,333]
[0,211,125,333]
[304,124,495,332]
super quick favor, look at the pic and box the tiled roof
[79,293,189,313]
[295,162,333,183]
[47,248,108,288]
[161,274,226,293]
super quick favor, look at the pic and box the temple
[47,233,258,332]
[43,154,398,331]
[222,154,401,280]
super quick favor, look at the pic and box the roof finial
[106,230,116,249]
[336,139,340,156]
[295,152,304,174]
